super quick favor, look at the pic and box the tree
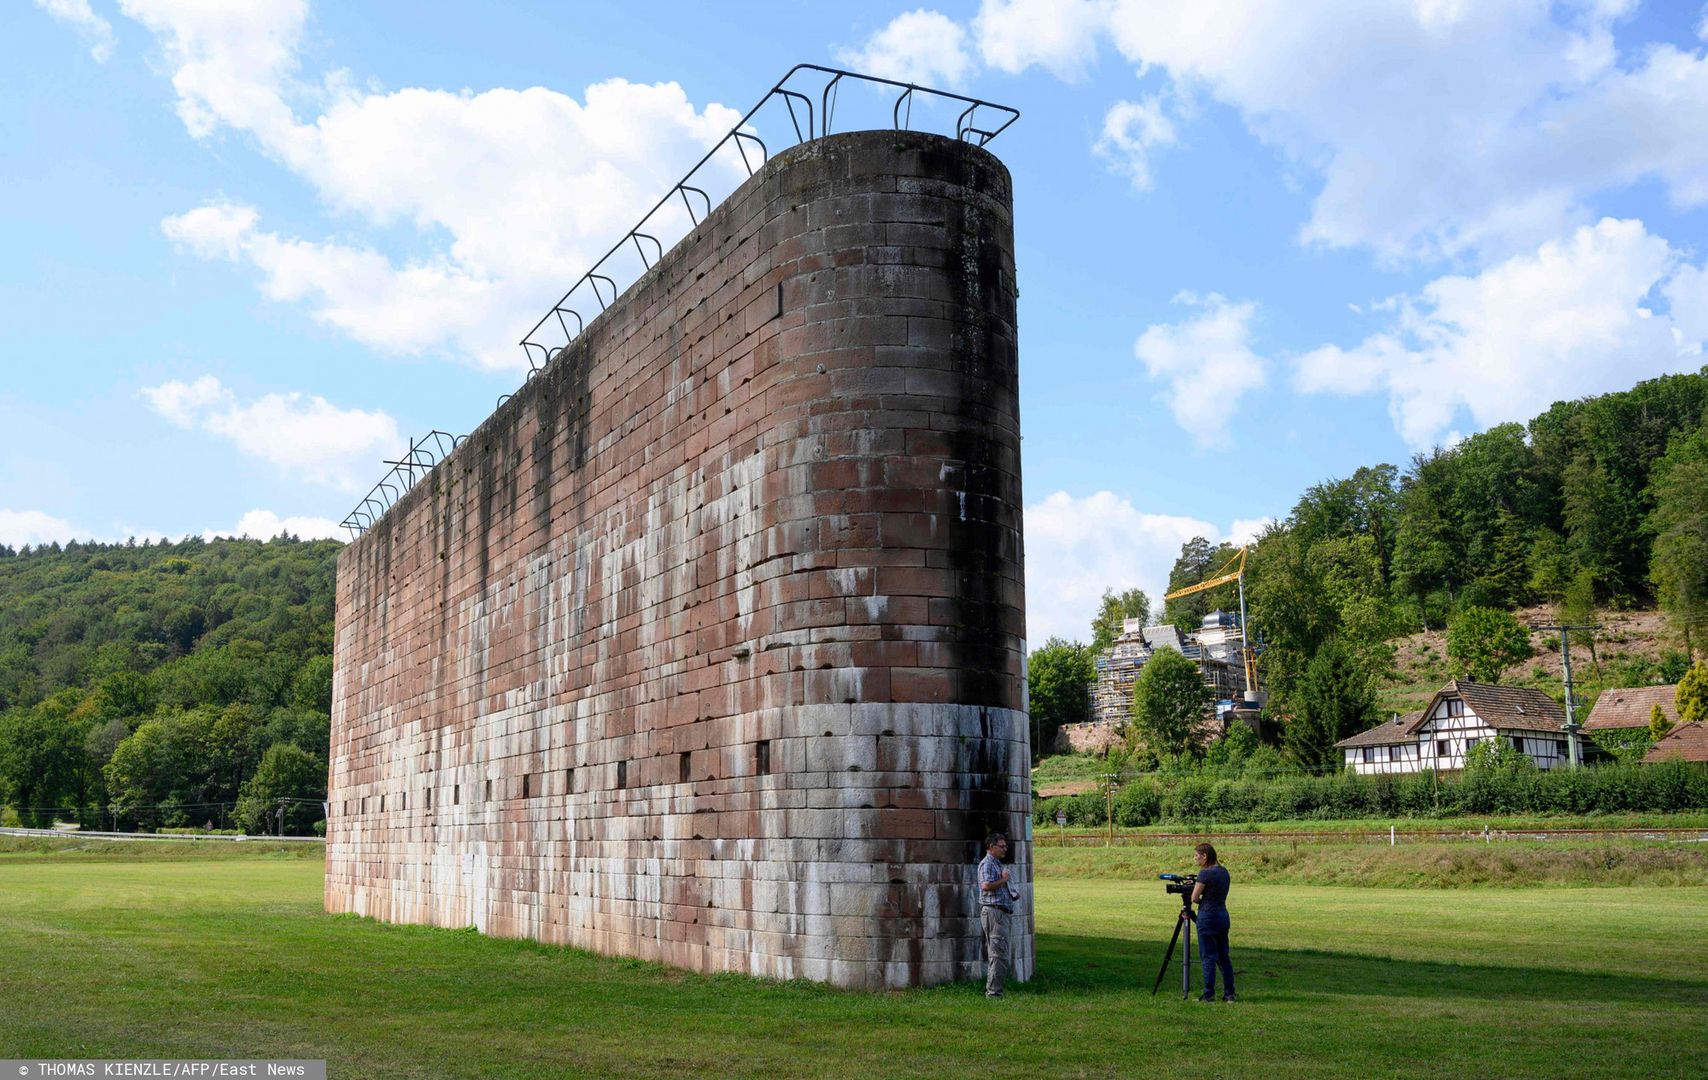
[1285,637,1376,772]
[1649,701,1674,741]
[1129,647,1208,759]
[234,742,325,835]
[1678,661,1708,727]
[1464,738,1534,773]
[1027,638,1095,758]
[1646,422,1708,658]
[1090,589,1150,654]
[1163,537,1238,628]
[1446,607,1531,683]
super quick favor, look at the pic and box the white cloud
[140,376,399,492]
[35,0,116,62]
[204,509,343,542]
[1094,95,1177,188]
[124,2,743,373]
[1096,0,1708,262]
[1134,292,1267,440]
[1226,517,1275,547]
[1024,490,1219,645]
[1294,217,1703,447]
[975,0,1108,80]
[0,509,80,548]
[1664,260,1708,354]
[138,373,230,427]
[836,10,974,89]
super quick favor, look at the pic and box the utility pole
[1104,772,1119,847]
[1533,622,1601,768]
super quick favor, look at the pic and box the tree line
[0,536,338,833]
[1029,366,1708,766]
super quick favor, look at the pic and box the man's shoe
[1223,994,1237,1002]
[986,991,1004,999]
[1197,993,1215,1002]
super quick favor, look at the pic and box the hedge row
[1031,761,1708,827]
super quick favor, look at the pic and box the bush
[1030,761,1708,828]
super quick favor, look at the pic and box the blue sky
[6,1,1708,644]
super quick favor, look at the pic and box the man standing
[977,832,1015,998]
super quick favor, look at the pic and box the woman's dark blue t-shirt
[1196,864,1231,913]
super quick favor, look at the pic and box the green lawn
[2,846,1705,1078]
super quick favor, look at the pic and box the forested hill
[0,537,341,831]
[1039,366,1708,769]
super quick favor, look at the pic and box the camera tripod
[1150,889,1195,998]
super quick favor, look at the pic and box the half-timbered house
[1336,680,1581,774]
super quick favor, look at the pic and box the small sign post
[1055,808,1067,846]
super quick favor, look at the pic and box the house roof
[1437,679,1569,733]
[1643,721,1708,763]
[1336,711,1425,749]
[1584,684,1678,731]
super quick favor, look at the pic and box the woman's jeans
[1196,908,1234,998]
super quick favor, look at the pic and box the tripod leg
[1150,914,1185,996]
[1183,915,1192,999]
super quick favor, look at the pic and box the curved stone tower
[325,129,1030,990]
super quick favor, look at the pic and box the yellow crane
[1163,545,1262,704]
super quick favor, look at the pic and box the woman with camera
[1188,842,1235,1001]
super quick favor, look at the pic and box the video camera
[1159,872,1197,897]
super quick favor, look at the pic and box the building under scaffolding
[1090,611,1250,733]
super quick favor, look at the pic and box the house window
[680,751,692,784]
[755,740,772,776]
[1447,698,1465,717]
[616,760,628,790]
[1438,740,1448,756]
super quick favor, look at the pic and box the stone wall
[1055,720,1125,755]
[325,130,1030,990]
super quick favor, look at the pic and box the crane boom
[1163,547,1246,601]
[1160,545,1262,699]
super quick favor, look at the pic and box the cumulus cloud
[1024,491,1265,645]
[204,509,344,542]
[0,509,80,548]
[123,1,743,373]
[35,0,116,62]
[1023,490,1220,645]
[1134,292,1267,440]
[138,372,229,427]
[1100,0,1708,262]
[975,0,1108,81]
[140,376,400,492]
[836,9,975,89]
[1294,218,1705,447]
[1094,95,1177,189]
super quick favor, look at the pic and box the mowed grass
[2,846,1706,1078]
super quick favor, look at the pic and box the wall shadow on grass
[1030,932,1708,1007]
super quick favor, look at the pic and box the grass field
[3,841,1706,1078]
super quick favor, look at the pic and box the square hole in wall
[426,787,432,810]
[680,751,691,784]
[616,760,628,790]
[522,773,531,799]
[485,779,492,803]
[454,784,460,805]
[755,740,771,776]
[565,768,574,795]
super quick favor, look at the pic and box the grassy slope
[2,847,1705,1078]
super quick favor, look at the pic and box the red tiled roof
[1643,721,1708,763]
[1335,711,1424,749]
[1584,685,1677,731]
